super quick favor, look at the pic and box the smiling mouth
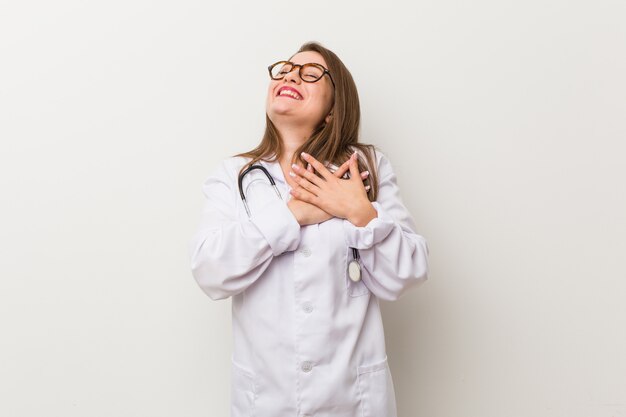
[277,89,303,100]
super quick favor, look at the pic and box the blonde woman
[189,41,429,417]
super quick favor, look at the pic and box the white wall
[1,1,624,416]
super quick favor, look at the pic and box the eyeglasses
[268,61,335,88]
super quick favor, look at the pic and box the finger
[284,168,299,189]
[291,163,324,188]
[334,161,368,180]
[348,152,362,183]
[289,169,320,196]
[307,163,313,173]
[301,152,334,181]
[289,185,317,204]
[333,158,352,179]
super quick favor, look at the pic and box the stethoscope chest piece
[348,260,361,282]
[348,247,361,282]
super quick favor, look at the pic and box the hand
[289,151,378,227]
[286,156,371,226]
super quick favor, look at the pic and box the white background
[1,1,625,416]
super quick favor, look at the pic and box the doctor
[188,41,429,417]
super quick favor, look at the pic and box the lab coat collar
[255,155,345,184]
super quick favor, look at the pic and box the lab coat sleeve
[342,152,429,301]
[188,159,302,300]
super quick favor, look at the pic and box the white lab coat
[188,148,429,417]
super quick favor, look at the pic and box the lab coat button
[299,246,312,257]
[302,302,313,313]
[301,361,313,372]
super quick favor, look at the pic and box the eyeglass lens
[270,62,324,82]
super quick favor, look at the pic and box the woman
[188,41,429,417]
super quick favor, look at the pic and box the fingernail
[289,171,296,177]
[365,185,371,191]
[361,171,369,177]
[307,163,312,170]
[291,163,299,170]
[301,152,309,158]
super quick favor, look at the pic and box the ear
[324,111,333,124]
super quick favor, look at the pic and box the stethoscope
[238,164,362,282]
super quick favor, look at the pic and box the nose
[283,66,301,84]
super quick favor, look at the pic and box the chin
[268,104,298,118]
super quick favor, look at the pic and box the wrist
[348,202,378,227]
[287,199,305,225]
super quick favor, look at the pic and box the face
[266,51,335,131]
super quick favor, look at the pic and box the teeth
[279,89,301,99]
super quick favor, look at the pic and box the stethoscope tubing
[238,163,362,281]
[238,164,282,218]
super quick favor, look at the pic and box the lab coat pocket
[231,356,257,417]
[357,356,397,417]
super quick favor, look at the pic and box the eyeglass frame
[267,60,336,88]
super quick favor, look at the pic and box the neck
[275,122,315,165]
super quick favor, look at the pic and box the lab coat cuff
[249,198,301,255]
[342,201,394,249]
